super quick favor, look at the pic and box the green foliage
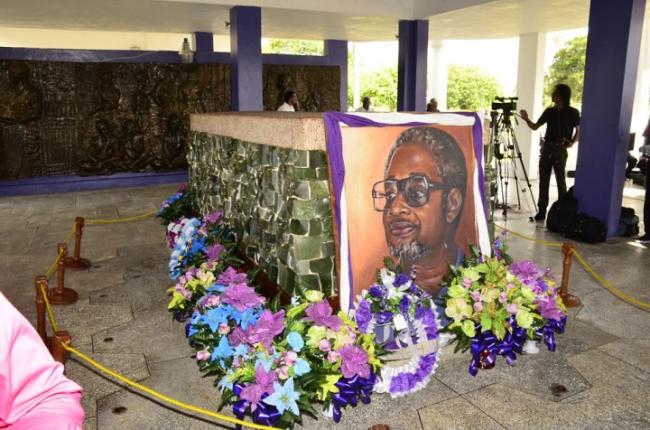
[263,39,323,55]
[447,65,502,111]
[544,36,586,107]
[357,67,398,111]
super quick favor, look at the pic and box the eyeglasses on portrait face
[371,175,450,212]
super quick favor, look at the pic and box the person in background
[0,292,84,429]
[426,98,440,113]
[277,90,299,112]
[520,83,580,222]
[355,96,374,113]
[637,116,650,243]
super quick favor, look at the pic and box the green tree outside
[544,36,586,107]
[357,67,398,111]
[446,65,502,111]
[262,39,323,55]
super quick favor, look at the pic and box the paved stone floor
[1,183,649,430]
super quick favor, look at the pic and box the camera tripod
[490,109,538,220]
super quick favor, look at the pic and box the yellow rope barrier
[85,209,157,225]
[61,344,279,430]
[495,224,650,312]
[40,284,59,332]
[572,249,650,311]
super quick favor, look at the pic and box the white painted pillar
[631,21,650,148]
[515,32,547,179]
[352,42,361,111]
[427,41,448,110]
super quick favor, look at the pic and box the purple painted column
[574,0,646,237]
[193,32,214,63]
[397,20,428,112]
[230,6,262,111]
[325,40,348,112]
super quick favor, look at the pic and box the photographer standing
[520,84,580,221]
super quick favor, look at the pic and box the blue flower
[207,283,226,294]
[201,307,229,333]
[189,237,207,255]
[255,351,277,372]
[286,332,304,352]
[263,377,301,416]
[398,295,410,314]
[293,358,311,376]
[211,336,234,364]
[233,343,249,359]
[217,370,234,391]
[231,307,260,331]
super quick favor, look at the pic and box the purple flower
[240,384,265,411]
[375,311,393,324]
[204,211,222,224]
[221,282,265,312]
[398,295,410,314]
[509,261,541,286]
[305,300,341,331]
[249,310,286,349]
[228,326,252,346]
[368,285,384,298]
[394,273,410,287]
[206,244,225,261]
[355,300,372,333]
[338,345,370,378]
[536,297,564,321]
[217,267,248,286]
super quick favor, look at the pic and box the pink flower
[217,267,248,286]
[221,283,265,311]
[240,384,265,411]
[506,283,515,291]
[305,300,341,331]
[327,350,340,363]
[248,310,286,349]
[470,291,482,302]
[319,339,332,352]
[338,345,370,379]
[218,323,230,335]
[196,350,210,361]
[473,302,483,312]
[462,277,473,288]
[507,303,518,315]
[206,244,225,262]
[202,295,220,308]
[278,366,289,380]
[284,351,298,366]
[229,327,252,346]
[204,211,222,224]
[498,292,508,303]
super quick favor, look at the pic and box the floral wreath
[351,266,441,398]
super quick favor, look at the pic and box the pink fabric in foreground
[0,292,84,429]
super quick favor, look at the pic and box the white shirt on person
[277,103,295,112]
[355,106,374,112]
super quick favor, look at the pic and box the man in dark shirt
[520,84,580,221]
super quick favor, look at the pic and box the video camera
[491,96,518,112]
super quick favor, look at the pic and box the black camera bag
[546,187,578,235]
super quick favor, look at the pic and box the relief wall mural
[0,60,341,180]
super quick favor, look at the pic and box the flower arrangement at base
[158,183,194,227]
[441,241,567,376]
[351,259,440,398]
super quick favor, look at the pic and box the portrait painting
[324,113,490,310]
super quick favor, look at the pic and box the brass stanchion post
[48,243,79,305]
[64,217,91,270]
[560,241,581,308]
[52,331,71,364]
[34,275,48,343]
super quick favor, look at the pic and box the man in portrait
[372,126,466,297]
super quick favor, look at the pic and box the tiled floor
[1,182,649,430]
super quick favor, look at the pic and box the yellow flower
[446,297,473,321]
[318,374,341,401]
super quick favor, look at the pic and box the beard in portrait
[372,126,466,298]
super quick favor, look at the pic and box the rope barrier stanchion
[64,217,91,270]
[559,242,581,308]
[47,243,79,305]
[52,331,71,364]
[35,275,49,344]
